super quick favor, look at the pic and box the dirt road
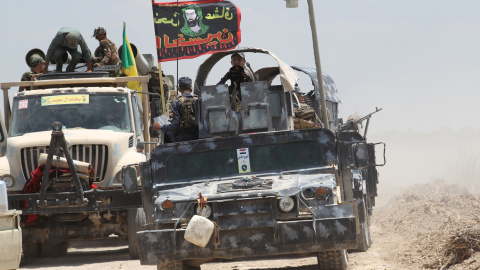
[15,213,410,270]
[18,181,480,270]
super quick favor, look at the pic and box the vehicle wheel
[317,249,348,270]
[183,263,201,270]
[355,197,371,252]
[128,208,146,259]
[157,261,200,270]
[42,241,68,257]
[157,261,183,270]
[22,241,41,258]
[356,222,370,252]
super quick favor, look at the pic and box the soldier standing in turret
[218,52,256,111]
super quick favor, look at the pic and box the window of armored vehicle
[167,141,326,181]
[10,93,133,136]
[268,92,282,117]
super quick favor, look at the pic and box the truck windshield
[10,93,133,137]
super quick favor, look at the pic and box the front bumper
[138,203,358,265]
[8,189,142,214]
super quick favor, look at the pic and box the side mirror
[121,166,138,193]
[348,142,369,169]
[371,142,387,166]
[136,141,145,152]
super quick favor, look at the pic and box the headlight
[161,199,174,213]
[315,187,329,200]
[302,187,316,198]
[278,196,295,213]
[1,175,15,188]
[196,204,212,219]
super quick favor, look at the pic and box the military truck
[0,70,155,259]
[123,48,385,270]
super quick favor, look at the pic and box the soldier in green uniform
[19,55,45,92]
[43,27,93,73]
[92,27,121,76]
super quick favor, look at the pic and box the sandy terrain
[17,180,480,270]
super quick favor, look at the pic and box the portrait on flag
[152,0,241,62]
[180,5,209,37]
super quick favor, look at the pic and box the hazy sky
[1,0,479,135]
[2,0,480,201]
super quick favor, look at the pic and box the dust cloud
[369,127,480,207]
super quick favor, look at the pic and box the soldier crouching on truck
[43,27,93,73]
[152,77,199,142]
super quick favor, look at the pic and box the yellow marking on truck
[41,95,89,106]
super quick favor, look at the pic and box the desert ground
[17,180,480,270]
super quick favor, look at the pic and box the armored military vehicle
[124,48,385,269]
[0,64,154,259]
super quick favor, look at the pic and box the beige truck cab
[0,74,154,259]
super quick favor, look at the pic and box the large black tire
[317,249,348,270]
[357,196,372,252]
[128,208,146,259]
[157,261,183,270]
[157,261,200,270]
[42,241,68,257]
[22,241,41,258]
[356,222,370,252]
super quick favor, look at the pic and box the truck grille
[21,145,109,182]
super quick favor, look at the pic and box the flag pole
[158,62,166,115]
[307,0,329,129]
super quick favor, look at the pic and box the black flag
[152,0,241,62]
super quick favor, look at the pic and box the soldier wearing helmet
[19,54,45,92]
[43,27,92,73]
[153,76,199,142]
[92,27,120,76]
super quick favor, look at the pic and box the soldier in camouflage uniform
[294,95,317,129]
[293,85,330,129]
[147,67,170,103]
[218,52,256,111]
[19,55,45,92]
[92,27,121,76]
[153,77,199,142]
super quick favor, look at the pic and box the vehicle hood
[154,171,337,203]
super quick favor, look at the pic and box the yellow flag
[121,22,141,93]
